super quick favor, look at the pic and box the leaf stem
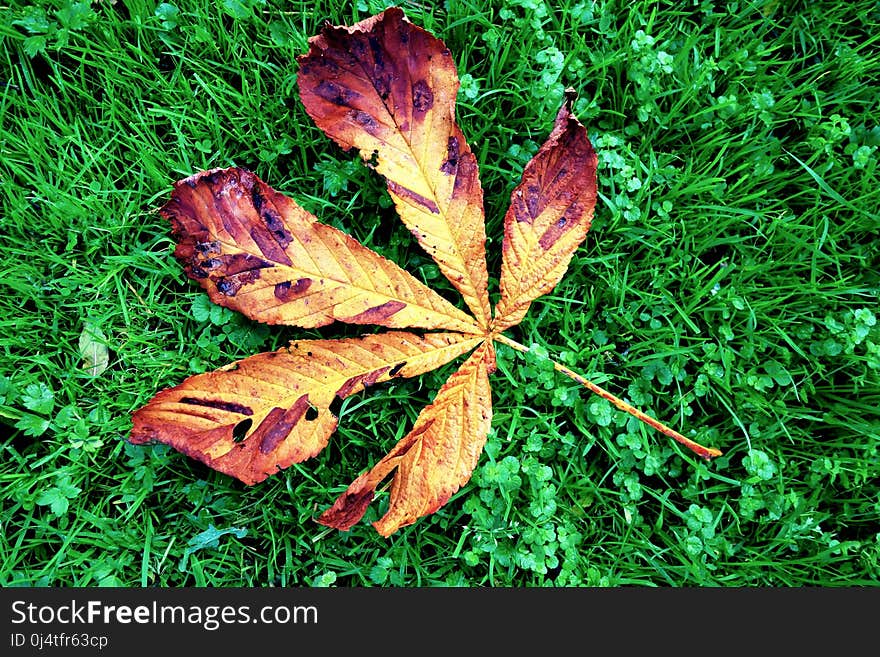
[493,334,722,460]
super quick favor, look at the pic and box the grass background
[1,0,878,587]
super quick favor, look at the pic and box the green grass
[1,0,878,587]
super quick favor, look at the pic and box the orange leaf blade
[318,340,495,536]
[129,331,482,485]
[493,96,598,332]
[162,167,480,334]
[297,8,492,329]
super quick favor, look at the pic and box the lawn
[1,0,878,587]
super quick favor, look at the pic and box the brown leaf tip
[161,167,301,299]
[316,488,376,531]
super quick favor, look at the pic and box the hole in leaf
[329,395,344,418]
[389,361,406,377]
[305,405,319,421]
[232,419,252,443]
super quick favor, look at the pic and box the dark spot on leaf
[251,184,264,212]
[538,205,581,249]
[274,278,313,301]
[526,184,542,218]
[512,190,531,224]
[389,361,406,377]
[349,109,380,134]
[238,269,263,285]
[375,76,391,101]
[368,35,385,69]
[250,226,293,266]
[335,374,362,399]
[451,151,477,199]
[252,409,287,451]
[362,367,388,387]
[250,396,310,454]
[440,136,459,175]
[350,37,368,59]
[189,263,209,279]
[346,300,407,324]
[251,189,292,248]
[180,398,254,415]
[386,181,439,213]
[412,79,433,112]
[314,80,356,107]
[232,418,253,443]
[216,277,241,296]
[217,253,273,276]
[550,166,569,187]
[195,241,221,256]
[206,253,268,296]
[203,170,225,186]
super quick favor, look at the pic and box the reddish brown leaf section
[297,7,493,329]
[318,340,496,536]
[162,167,480,334]
[493,94,598,331]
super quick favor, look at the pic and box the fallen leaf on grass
[130,7,720,536]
